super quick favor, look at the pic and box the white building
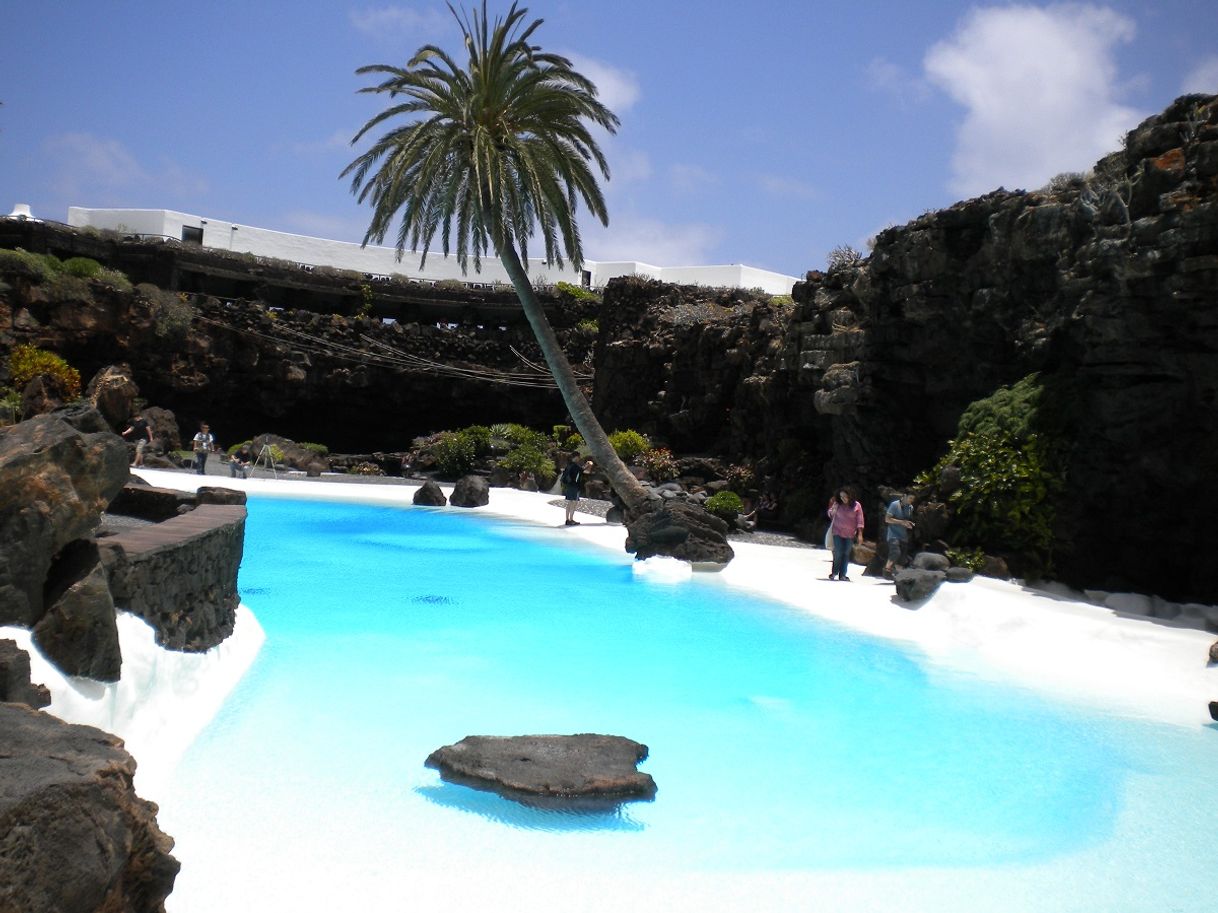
[66,207,799,295]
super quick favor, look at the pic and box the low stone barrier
[99,505,245,652]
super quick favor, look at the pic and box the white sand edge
[129,468,1218,729]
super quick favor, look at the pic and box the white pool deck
[7,469,1217,913]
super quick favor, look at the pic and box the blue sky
[1,1,1215,278]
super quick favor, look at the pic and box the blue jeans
[831,535,853,578]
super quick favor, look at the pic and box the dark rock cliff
[594,94,1218,603]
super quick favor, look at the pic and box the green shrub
[227,440,253,456]
[95,267,132,292]
[608,428,650,462]
[8,344,81,399]
[555,281,600,302]
[639,446,678,482]
[922,431,1061,560]
[497,442,553,481]
[489,422,546,451]
[575,317,599,335]
[956,373,1044,441]
[61,257,102,279]
[946,546,986,572]
[705,490,744,521]
[300,442,330,456]
[149,290,195,340]
[0,248,56,282]
[433,430,478,477]
[45,274,91,302]
[0,387,21,425]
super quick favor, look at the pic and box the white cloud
[281,129,354,158]
[609,147,652,184]
[924,4,1144,197]
[757,174,818,201]
[867,57,932,106]
[349,6,451,44]
[583,213,723,266]
[565,53,641,115]
[44,133,208,203]
[669,163,718,194]
[1181,55,1218,94]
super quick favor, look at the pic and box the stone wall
[100,504,245,652]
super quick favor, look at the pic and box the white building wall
[67,207,798,294]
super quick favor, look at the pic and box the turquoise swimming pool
[158,497,1218,912]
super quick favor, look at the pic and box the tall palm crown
[342,0,619,273]
[344,1,653,514]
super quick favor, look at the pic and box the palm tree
[342,0,651,513]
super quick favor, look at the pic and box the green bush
[148,290,195,340]
[8,344,81,399]
[497,442,553,481]
[461,424,493,455]
[956,373,1044,441]
[639,446,678,482]
[61,256,102,279]
[946,546,986,572]
[433,430,478,477]
[608,428,650,462]
[555,281,601,302]
[0,387,21,425]
[0,248,56,282]
[922,431,1061,560]
[45,274,91,302]
[704,490,744,521]
[95,266,132,292]
[575,318,599,334]
[489,422,546,451]
[300,442,330,457]
[227,440,253,456]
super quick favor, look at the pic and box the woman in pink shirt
[827,488,865,582]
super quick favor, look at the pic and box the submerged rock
[426,734,657,806]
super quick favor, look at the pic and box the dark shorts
[886,537,908,565]
[563,485,580,502]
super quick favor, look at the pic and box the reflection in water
[416,782,647,833]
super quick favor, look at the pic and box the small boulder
[945,566,975,583]
[450,475,489,508]
[1208,640,1218,665]
[426,734,656,805]
[979,555,1010,579]
[1210,701,1218,723]
[0,639,51,708]
[197,486,247,506]
[85,364,139,430]
[894,568,946,602]
[912,551,951,572]
[625,498,734,566]
[32,541,122,682]
[413,481,448,507]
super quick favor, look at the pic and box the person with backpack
[560,451,593,526]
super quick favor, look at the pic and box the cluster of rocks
[593,94,1218,604]
[0,407,245,679]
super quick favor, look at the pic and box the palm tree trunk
[497,245,651,513]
